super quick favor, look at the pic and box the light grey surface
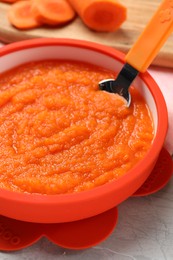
[0,175,173,260]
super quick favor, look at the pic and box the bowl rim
[0,38,168,205]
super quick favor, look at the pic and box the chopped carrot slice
[31,0,76,26]
[67,0,127,32]
[8,1,42,29]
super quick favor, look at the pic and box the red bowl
[0,38,168,223]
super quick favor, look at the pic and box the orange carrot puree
[0,61,154,194]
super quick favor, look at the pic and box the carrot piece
[7,1,42,29]
[67,0,127,32]
[31,0,76,26]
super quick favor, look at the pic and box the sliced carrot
[67,0,127,32]
[7,1,42,29]
[31,0,76,26]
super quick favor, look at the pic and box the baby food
[0,61,154,194]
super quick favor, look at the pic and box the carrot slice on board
[67,0,127,32]
[8,1,42,29]
[31,0,76,26]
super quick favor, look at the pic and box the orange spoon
[99,0,173,106]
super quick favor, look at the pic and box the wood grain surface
[0,0,173,68]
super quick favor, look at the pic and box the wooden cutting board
[0,0,173,68]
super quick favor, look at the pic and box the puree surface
[0,61,154,194]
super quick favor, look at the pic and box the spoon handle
[125,0,173,72]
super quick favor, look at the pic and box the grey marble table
[0,173,173,260]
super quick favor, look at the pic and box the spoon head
[99,79,131,107]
